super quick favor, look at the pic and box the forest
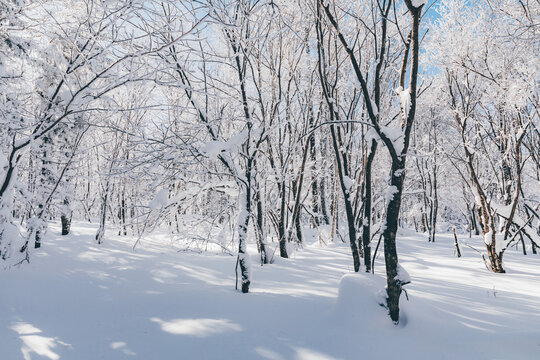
[1,0,539,359]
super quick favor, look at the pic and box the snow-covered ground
[1,222,539,360]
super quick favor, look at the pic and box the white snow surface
[411,0,427,7]
[1,223,540,359]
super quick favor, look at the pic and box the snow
[200,131,248,159]
[0,153,7,173]
[365,128,380,143]
[199,140,227,158]
[411,0,427,7]
[148,188,168,209]
[491,203,540,251]
[394,168,405,177]
[1,223,540,359]
[386,185,399,203]
[396,263,411,285]
[342,175,354,192]
[484,230,493,246]
[515,127,525,140]
[381,126,405,155]
[395,86,411,119]
[59,90,71,104]
[492,203,512,219]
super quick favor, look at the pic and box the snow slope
[1,222,539,360]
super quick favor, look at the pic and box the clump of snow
[385,185,399,203]
[484,229,493,246]
[59,90,72,104]
[396,264,411,285]
[149,188,169,209]
[492,203,512,218]
[365,128,380,143]
[515,127,525,140]
[333,273,411,328]
[199,140,227,159]
[342,175,354,192]
[494,233,507,254]
[470,188,482,209]
[395,86,411,119]
[411,0,427,7]
[199,131,248,159]
[381,126,404,155]
[394,168,405,177]
[226,131,248,150]
[334,273,388,321]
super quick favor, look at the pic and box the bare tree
[318,0,425,323]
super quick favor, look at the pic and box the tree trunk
[453,226,462,257]
[278,180,288,258]
[520,233,527,255]
[330,125,360,272]
[480,205,505,273]
[471,204,479,236]
[237,187,251,293]
[95,179,110,244]
[119,185,127,236]
[429,162,438,243]
[361,139,377,272]
[255,190,268,264]
[310,116,320,227]
[61,194,72,235]
[61,215,71,236]
[319,136,330,225]
[383,161,406,323]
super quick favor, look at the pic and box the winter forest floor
[1,222,540,360]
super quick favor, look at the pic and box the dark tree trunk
[255,190,268,264]
[289,138,312,244]
[35,135,52,248]
[61,215,71,236]
[520,233,527,255]
[361,139,377,272]
[309,109,321,227]
[61,195,71,236]
[295,212,303,244]
[453,227,462,257]
[330,125,360,271]
[429,162,438,243]
[383,161,406,323]
[119,187,127,236]
[95,179,110,244]
[34,231,42,248]
[278,180,288,258]
[470,204,480,236]
[237,186,251,293]
[319,137,330,225]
